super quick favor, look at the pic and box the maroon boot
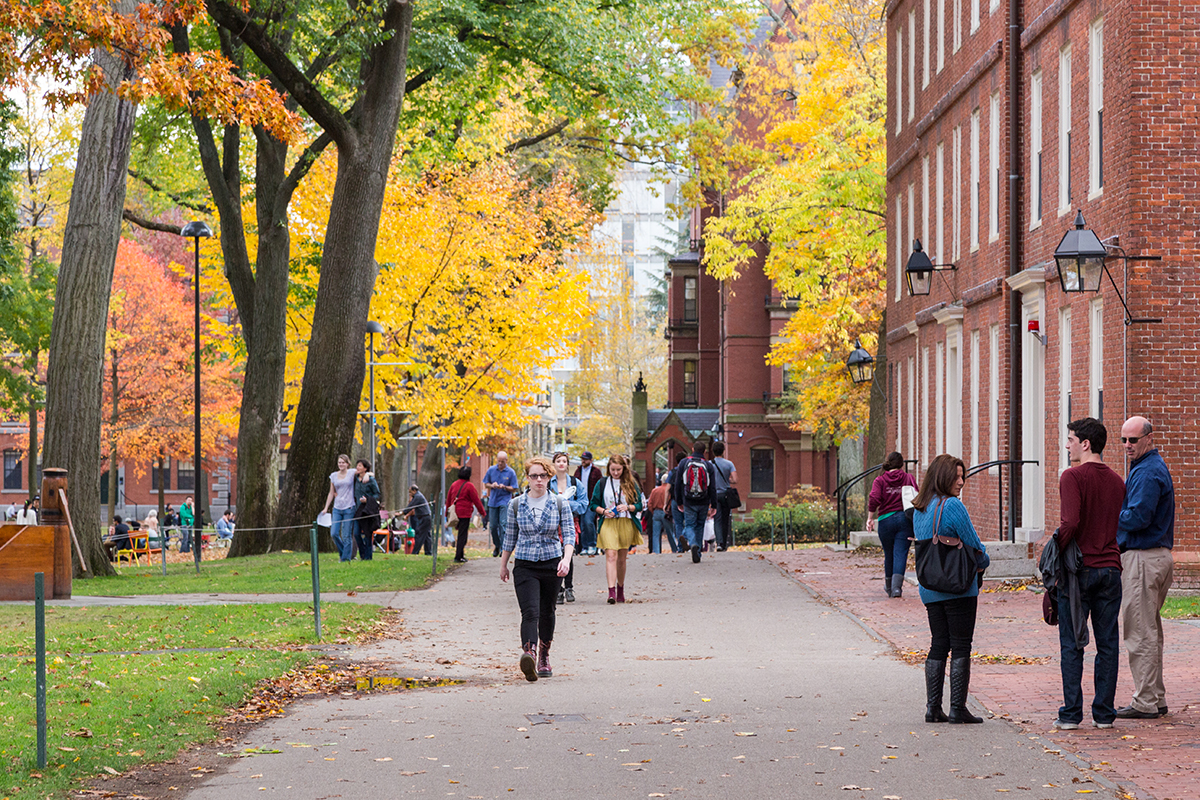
[519,642,538,682]
[537,640,553,678]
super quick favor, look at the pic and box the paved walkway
[152,552,1119,800]
[765,546,1200,800]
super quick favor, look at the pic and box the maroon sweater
[1058,461,1125,570]
[868,469,919,515]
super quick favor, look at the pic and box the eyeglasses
[527,472,549,480]
[1120,436,1145,444]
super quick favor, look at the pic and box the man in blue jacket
[673,440,716,563]
[1115,416,1175,720]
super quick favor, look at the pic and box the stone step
[981,541,1031,561]
[849,531,880,548]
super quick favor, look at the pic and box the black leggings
[926,596,978,660]
[513,558,561,645]
[454,517,472,560]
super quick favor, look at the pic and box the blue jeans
[488,504,509,553]
[1058,566,1123,725]
[579,509,597,552]
[877,513,912,579]
[650,509,665,553]
[681,504,709,550]
[672,506,685,551]
[331,507,356,561]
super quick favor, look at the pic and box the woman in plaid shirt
[500,455,576,681]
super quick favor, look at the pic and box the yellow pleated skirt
[596,517,643,551]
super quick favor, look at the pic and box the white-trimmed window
[908,11,917,121]
[936,141,945,264]
[1031,69,1043,226]
[1060,307,1073,471]
[989,91,1000,241]
[896,193,904,301]
[989,324,999,466]
[1090,299,1104,419]
[1059,45,1073,212]
[908,357,916,459]
[923,0,931,88]
[895,31,903,135]
[938,0,945,72]
[970,0,979,33]
[970,108,980,251]
[952,125,962,260]
[896,362,903,450]
[922,155,931,250]
[990,0,999,12]
[908,181,916,274]
[921,347,930,466]
[936,341,945,455]
[947,333,962,458]
[1089,16,1104,195]
[953,0,963,53]
[970,329,980,467]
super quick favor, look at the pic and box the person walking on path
[591,454,644,603]
[500,455,575,681]
[711,441,738,551]
[645,473,674,554]
[673,441,716,563]
[666,452,686,554]
[1116,415,1176,720]
[867,451,919,598]
[403,484,434,555]
[550,451,587,604]
[573,451,603,555]
[321,455,358,562]
[353,459,382,561]
[483,452,519,557]
[447,466,486,563]
[1053,417,1126,730]
[912,454,990,724]
[178,496,195,554]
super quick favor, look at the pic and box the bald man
[1115,416,1175,720]
[483,451,518,557]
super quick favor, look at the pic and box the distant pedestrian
[1116,416,1176,720]
[591,454,644,603]
[215,509,235,546]
[483,451,519,557]
[645,473,673,554]
[403,484,433,555]
[16,498,38,525]
[179,496,195,553]
[143,509,161,549]
[500,455,575,681]
[673,441,716,563]
[108,514,130,560]
[447,465,485,563]
[711,441,738,551]
[573,451,604,555]
[912,454,990,724]
[549,451,587,604]
[867,452,919,598]
[353,459,382,560]
[320,455,357,562]
[666,452,687,553]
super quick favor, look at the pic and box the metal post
[769,508,776,550]
[162,528,167,576]
[369,329,376,478]
[436,446,445,578]
[310,524,322,640]
[193,235,203,576]
[35,572,46,768]
[783,508,789,549]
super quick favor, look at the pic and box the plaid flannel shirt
[503,492,576,561]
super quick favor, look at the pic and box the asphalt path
[180,552,1117,799]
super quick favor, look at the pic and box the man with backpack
[673,440,717,563]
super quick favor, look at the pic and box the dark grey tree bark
[43,5,138,577]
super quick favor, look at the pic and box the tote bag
[914,498,977,595]
[446,483,462,524]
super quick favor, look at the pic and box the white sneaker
[1052,719,1079,730]
[1093,721,1114,729]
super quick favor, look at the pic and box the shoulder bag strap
[932,497,946,538]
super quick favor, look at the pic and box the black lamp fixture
[845,338,875,385]
[905,239,957,296]
[1052,210,1163,325]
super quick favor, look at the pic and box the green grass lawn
[1162,596,1200,619]
[0,603,383,799]
[73,551,455,596]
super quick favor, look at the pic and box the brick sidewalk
[764,547,1200,800]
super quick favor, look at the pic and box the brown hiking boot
[537,640,553,678]
[520,643,538,682]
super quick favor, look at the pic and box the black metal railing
[835,459,919,545]
[964,459,1039,543]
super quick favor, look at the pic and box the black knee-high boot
[925,658,949,722]
[947,656,983,724]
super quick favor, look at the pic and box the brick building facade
[886,0,1200,564]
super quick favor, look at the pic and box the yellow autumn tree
[702,0,886,444]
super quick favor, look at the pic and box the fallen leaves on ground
[895,649,1048,666]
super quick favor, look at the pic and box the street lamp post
[1052,210,1162,325]
[181,221,212,570]
[905,239,958,297]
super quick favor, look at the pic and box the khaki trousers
[1120,548,1174,713]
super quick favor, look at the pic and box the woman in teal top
[911,454,990,725]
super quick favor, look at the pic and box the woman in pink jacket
[867,451,919,598]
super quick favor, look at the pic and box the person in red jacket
[447,465,486,563]
[867,451,919,598]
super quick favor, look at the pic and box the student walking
[321,455,358,562]
[500,456,575,681]
[549,451,587,604]
[447,466,486,563]
[590,454,644,603]
[867,452,919,598]
[912,454,991,724]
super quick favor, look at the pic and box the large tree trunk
[273,2,414,547]
[43,6,138,577]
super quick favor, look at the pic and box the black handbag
[914,498,977,594]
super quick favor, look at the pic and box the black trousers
[355,515,379,560]
[513,558,561,645]
[715,493,734,549]
[454,517,471,560]
[411,520,432,555]
[926,596,978,661]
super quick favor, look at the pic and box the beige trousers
[1120,548,1174,713]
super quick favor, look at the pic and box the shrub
[733,487,861,546]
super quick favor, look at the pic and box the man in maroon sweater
[1053,417,1126,730]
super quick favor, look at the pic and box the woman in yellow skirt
[589,454,644,604]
